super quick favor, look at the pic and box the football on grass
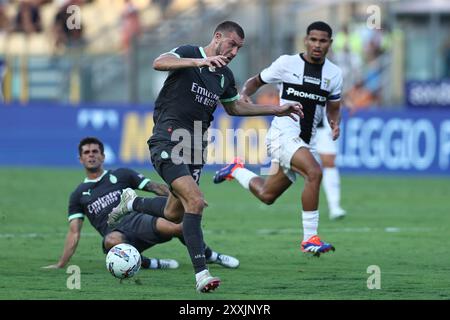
[106,243,141,279]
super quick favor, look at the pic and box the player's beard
[86,167,99,174]
[310,55,323,63]
[216,43,231,63]
[310,47,328,63]
[215,43,223,57]
[85,162,102,174]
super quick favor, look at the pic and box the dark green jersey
[149,45,239,148]
[68,168,150,236]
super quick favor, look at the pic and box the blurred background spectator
[344,78,378,114]
[153,0,171,18]
[330,22,393,110]
[0,0,10,34]
[53,0,85,49]
[120,0,141,53]
[13,0,44,34]
[331,24,364,94]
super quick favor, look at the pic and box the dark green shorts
[149,141,203,186]
[103,212,171,253]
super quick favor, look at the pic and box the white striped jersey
[259,53,343,144]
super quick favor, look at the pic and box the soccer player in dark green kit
[44,137,239,272]
[149,21,303,292]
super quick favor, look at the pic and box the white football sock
[149,258,159,269]
[322,167,341,212]
[302,210,319,241]
[208,251,218,262]
[126,199,134,211]
[231,167,257,190]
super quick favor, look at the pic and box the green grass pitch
[0,167,449,300]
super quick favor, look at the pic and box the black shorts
[149,141,203,186]
[102,212,172,253]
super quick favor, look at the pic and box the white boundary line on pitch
[256,227,435,235]
[0,227,435,238]
[0,232,99,238]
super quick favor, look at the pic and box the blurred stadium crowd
[0,0,181,53]
[0,0,449,110]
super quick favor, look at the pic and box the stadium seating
[0,0,165,55]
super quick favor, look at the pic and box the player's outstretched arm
[42,219,83,269]
[153,53,229,71]
[222,99,303,121]
[224,74,303,120]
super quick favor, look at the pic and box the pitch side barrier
[1,103,449,176]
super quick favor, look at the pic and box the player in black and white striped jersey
[214,21,343,256]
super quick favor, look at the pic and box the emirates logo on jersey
[191,82,219,107]
[87,190,121,215]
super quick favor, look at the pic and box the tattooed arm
[142,181,170,196]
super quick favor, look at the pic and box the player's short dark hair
[214,21,245,39]
[78,137,104,156]
[307,21,333,38]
